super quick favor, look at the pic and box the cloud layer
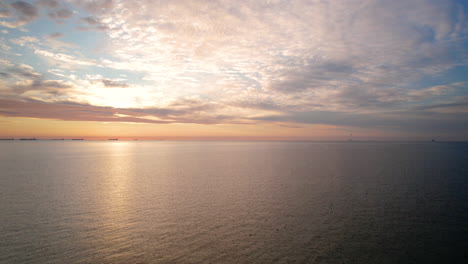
[0,0,467,138]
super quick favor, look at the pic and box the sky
[0,0,467,140]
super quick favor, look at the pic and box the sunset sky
[0,0,467,140]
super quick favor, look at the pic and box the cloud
[0,62,249,124]
[0,0,467,138]
[0,98,246,125]
[0,62,42,81]
[414,99,468,113]
[81,16,99,25]
[11,1,37,18]
[48,8,73,20]
[14,79,73,91]
[100,79,129,88]
[0,61,77,102]
[0,9,12,18]
[0,41,11,50]
[79,16,107,30]
[0,1,39,28]
[2,0,74,27]
[408,82,465,98]
[47,32,63,39]
[269,61,356,93]
[0,72,11,78]
[73,0,465,113]
[254,108,468,134]
[1,95,466,134]
[0,99,171,124]
[9,36,39,46]
[34,48,97,67]
[37,0,60,8]
[73,0,114,13]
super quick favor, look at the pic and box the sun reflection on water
[89,141,141,259]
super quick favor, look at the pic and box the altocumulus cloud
[0,0,467,138]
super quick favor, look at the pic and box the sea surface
[0,141,467,264]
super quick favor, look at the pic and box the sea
[0,141,467,264]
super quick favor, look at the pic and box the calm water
[0,141,467,264]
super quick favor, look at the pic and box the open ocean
[0,141,467,264]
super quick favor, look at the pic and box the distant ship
[20,138,37,140]
[72,138,84,140]
[108,138,118,140]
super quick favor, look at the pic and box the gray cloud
[0,63,74,101]
[0,99,242,125]
[74,0,114,14]
[1,94,466,134]
[47,32,63,38]
[270,61,356,93]
[0,1,39,28]
[80,16,107,30]
[3,66,41,80]
[14,79,73,91]
[0,99,172,124]
[0,72,11,78]
[0,9,12,18]
[416,102,468,111]
[100,79,129,88]
[37,0,60,8]
[413,99,468,114]
[48,8,73,20]
[231,99,283,111]
[11,1,37,18]
[81,16,99,25]
[255,109,468,134]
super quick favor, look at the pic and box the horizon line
[1,138,466,143]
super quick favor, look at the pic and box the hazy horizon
[1,138,468,142]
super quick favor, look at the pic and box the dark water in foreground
[0,141,467,264]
